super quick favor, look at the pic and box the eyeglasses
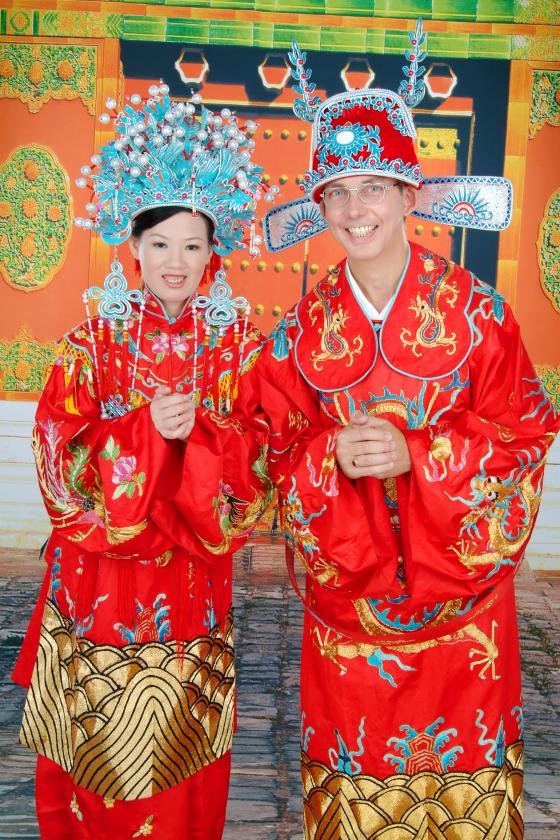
[321,182,398,208]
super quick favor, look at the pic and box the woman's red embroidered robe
[257,242,559,839]
[14,290,272,838]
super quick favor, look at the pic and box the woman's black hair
[131,205,214,243]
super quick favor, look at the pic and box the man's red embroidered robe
[257,242,559,839]
[14,291,272,839]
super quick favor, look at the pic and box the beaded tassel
[201,322,211,407]
[238,305,251,381]
[212,327,225,412]
[226,319,241,415]
[128,297,146,407]
[109,319,117,400]
[191,298,199,401]
[121,319,129,399]
[83,291,101,387]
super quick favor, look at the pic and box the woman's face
[129,211,212,318]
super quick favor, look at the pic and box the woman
[13,86,272,839]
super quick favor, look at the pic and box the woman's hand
[150,386,195,441]
[336,410,411,480]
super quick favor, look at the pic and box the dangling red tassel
[172,551,190,677]
[76,552,99,625]
[117,561,137,632]
[200,251,222,287]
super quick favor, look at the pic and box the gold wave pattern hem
[19,599,235,800]
[301,742,523,840]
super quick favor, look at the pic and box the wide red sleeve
[257,331,401,597]
[152,343,274,557]
[398,302,559,601]
[33,352,183,558]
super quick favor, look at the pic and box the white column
[525,434,560,571]
[0,400,49,549]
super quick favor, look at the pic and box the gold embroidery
[452,474,540,570]
[363,383,441,430]
[353,596,462,638]
[154,549,172,567]
[308,282,363,371]
[382,477,397,505]
[400,262,458,357]
[201,444,273,555]
[105,519,148,545]
[20,600,235,800]
[320,599,500,680]
[301,742,523,839]
[288,409,309,431]
[33,427,148,545]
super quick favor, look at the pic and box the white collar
[346,264,393,321]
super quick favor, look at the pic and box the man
[257,53,559,838]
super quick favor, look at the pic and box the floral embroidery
[69,792,83,821]
[146,328,190,362]
[146,329,170,362]
[100,436,146,500]
[132,815,154,837]
[171,332,189,357]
